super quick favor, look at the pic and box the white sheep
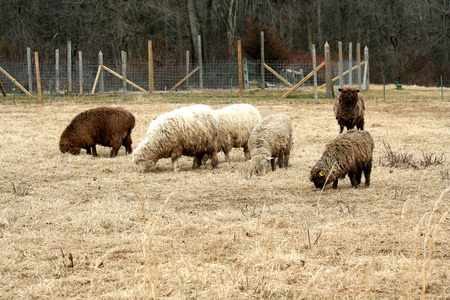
[247,114,293,176]
[132,104,219,172]
[215,104,262,162]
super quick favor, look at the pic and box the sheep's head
[250,155,272,176]
[132,150,155,173]
[338,87,359,104]
[309,167,329,189]
[59,130,80,155]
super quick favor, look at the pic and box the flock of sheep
[59,87,374,189]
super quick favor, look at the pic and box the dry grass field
[0,85,449,299]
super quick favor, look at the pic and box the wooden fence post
[148,40,154,94]
[186,51,190,88]
[98,51,104,93]
[67,41,72,93]
[243,58,249,90]
[325,41,333,98]
[27,47,33,93]
[34,51,42,103]
[338,41,343,88]
[363,46,369,90]
[357,43,361,90]
[198,35,203,89]
[261,31,265,89]
[55,49,60,92]
[238,39,243,97]
[312,44,318,104]
[349,42,352,87]
[121,51,127,100]
[79,51,83,94]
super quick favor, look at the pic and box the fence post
[261,31,265,89]
[348,42,352,87]
[198,35,203,90]
[238,39,243,97]
[34,51,42,103]
[55,49,60,93]
[186,51,190,88]
[338,41,343,88]
[243,58,249,90]
[121,50,127,101]
[98,51,104,93]
[357,43,361,90]
[79,51,83,94]
[27,47,33,93]
[363,46,369,90]
[312,44,318,104]
[148,40,154,94]
[67,41,72,93]
[325,41,333,98]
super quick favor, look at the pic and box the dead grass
[0,85,449,299]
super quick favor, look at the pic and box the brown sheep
[333,87,365,133]
[59,107,135,157]
[310,129,374,189]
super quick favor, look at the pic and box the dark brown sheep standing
[59,107,135,157]
[333,87,365,133]
[310,129,374,189]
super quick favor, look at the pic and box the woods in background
[0,0,449,85]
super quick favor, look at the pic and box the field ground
[0,85,449,299]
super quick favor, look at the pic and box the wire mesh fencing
[0,58,367,96]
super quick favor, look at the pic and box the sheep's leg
[357,120,364,131]
[278,153,284,168]
[171,157,180,171]
[123,134,133,154]
[223,150,231,163]
[193,154,204,169]
[332,179,339,189]
[283,151,290,168]
[110,148,119,158]
[339,125,344,133]
[243,145,251,161]
[271,158,276,171]
[348,172,359,188]
[364,161,372,187]
[86,147,91,155]
[355,169,362,185]
[91,146,98,156]
[209,152,219,169]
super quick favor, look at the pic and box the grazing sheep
[248,114,293,176]
[333,87,365,133]
[132,104,219,172]
[59,107,135,157]
[216,104,262,162]
[310,129,374,189]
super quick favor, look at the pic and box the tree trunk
[186,0,200,61]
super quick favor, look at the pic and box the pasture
[0,85,449,299]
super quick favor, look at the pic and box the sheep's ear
[265,156,273,161]
[319,171,325,177]
[338,88,342,92]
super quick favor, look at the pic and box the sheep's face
[133,157,155,173]
[59,139,80,155]
[310,167,328,189]
[338,87,360,104]
[251,155,272,175]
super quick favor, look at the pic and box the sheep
[215,104,262,162]
[59,106,135,157]
[247,114,293,176]
[132,104,220,172]
[309,129,374,189]
[333,87,365,133]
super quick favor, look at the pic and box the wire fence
[0,59,367,95]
